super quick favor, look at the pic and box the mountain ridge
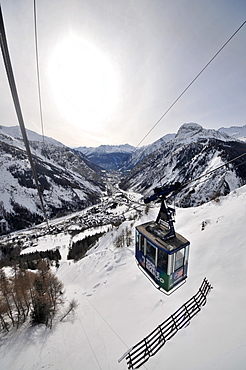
[0,127,105,235]
[119,123,246,207]
[218,124,246,142]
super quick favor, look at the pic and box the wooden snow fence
[121,278,213,369]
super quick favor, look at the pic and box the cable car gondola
[135,183,190,293]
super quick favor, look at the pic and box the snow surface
[0,125,65,147]
[1,186,246,369]
[219,125,246,142]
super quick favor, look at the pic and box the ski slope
[0,186,246,369]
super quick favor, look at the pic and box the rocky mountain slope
[120,123,246,207]
[0,126,105,235]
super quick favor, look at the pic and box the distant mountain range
[0,122,245,235]
[75,124,246,171]
[75,144,135,171]
[75,134,176,171]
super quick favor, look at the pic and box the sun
[48,35,119,130]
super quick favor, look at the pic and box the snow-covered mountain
[120,123,246,207]
[0,125,65,147]
[75,134,176,171]
[218,124,246,142]
[74,124,246,172]
[174,122,234,143]
[0,126,105,235]
[122,133,175,171]
[0,185,245,369]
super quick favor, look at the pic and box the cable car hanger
[135,182,190,294]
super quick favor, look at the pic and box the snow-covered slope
[120,123,246,206]
[0,185,245,369]
[0,127,105,234]
[218,124,246,142]
[122,133,175,171]
[0,125,65,147]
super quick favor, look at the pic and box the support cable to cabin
[33,0,45,144]
[75,311,103,370]
[134,20,246,149]
[75,283,149,369]
[0,5,49,228]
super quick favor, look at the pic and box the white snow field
[0,186,246,370]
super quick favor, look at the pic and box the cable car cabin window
[136,231,139,249]
[146,240,156,264]
[157,248,168,273]
[139,234,145,253]
[174,249,185,271]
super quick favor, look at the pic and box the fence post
[193,295,201,311]
[158,325,166,344]
[184,304,191,322]
[144,338,151,358]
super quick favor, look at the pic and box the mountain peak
[176,122,203,138]
[175,122,235,143]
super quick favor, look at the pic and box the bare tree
[31,261,64,328]
[60,299,79,322]
[0,269,15,326]
[0,262,65,331]
[114,227,133,248]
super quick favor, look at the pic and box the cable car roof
[136,221,189,253]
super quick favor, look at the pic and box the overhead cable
[0,5,49,227]
[33,0,45,143]
[135,20,246,149]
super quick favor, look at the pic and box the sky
[0,0,245,147]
